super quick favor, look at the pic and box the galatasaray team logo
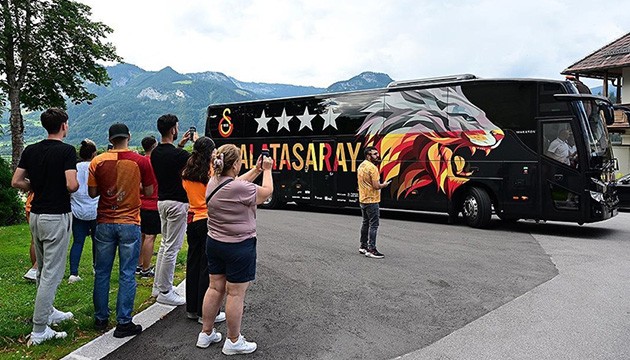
[219,108,233,138]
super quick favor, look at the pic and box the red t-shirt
[140,154,158,211]
[88,150,156,225]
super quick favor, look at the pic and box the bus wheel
[261,191,284,209]
[462,187,492,228]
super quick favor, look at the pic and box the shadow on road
[275,203,619,240]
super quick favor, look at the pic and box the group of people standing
[12,108,274,355]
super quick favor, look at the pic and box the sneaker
[197,311,226,324]
[156,289,186,306]
[135,266,142,275]
[359,245,368,254]
[68,275,82,283]
[29,326,67,345]
[196,329,222,348]
[365,248,385,259]
[48,308,73,325]
[140,268,155,278]
[23,267,37,281]
[94,318,108,331]
[222,334,257,355]
[113,322,142,338]
[215,311,226,323]
[152,285,176,298]
[187,311,198,320]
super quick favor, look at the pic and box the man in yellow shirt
[357,146,391,259]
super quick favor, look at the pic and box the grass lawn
[0,223,188,360]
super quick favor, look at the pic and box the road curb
[61,281,186,360]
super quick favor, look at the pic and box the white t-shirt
[70,161,99,220]
[548,138,570,165]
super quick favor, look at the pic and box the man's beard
[173,130,178,141]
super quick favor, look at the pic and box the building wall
[623,67,630,104]
[614,143,630,177]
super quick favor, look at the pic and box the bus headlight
[590,191,605,203]
[591,177,607,193]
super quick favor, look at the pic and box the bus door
[311,139,337,204]
[538,119,585,221]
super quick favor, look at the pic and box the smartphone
[261,149,270,157]
[188,126,196,141]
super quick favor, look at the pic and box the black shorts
[206,236,256,283]
[140,209,161,235]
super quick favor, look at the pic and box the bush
[0,157,24,226]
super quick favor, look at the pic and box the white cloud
[82,0,630,88]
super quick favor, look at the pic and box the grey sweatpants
[154,200,189,293]
[29,212,72,333]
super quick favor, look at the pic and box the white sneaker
[29,326,67,346]
[156,289,186,306]
[152,285,176,298]
[68,275,82,284]
[215,311,226,323]
[222,334,257,355]
[23,268,37,281]
[197,311,226,324]
[48,307,74,325]
[196,329,222,348]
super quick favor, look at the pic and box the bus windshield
[577,100,612,156]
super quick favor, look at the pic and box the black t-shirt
[18,139,77,214]
[150,143,190,203]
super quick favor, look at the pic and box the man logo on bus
[219,108,234,138]
[358,86,504,199]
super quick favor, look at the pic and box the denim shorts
[206,236,256,283]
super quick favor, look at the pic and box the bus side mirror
[599,104,614,125]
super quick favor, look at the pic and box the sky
[81,0,630,89]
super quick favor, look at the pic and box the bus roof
[207,76,570,109]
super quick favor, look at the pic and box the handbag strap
[205,178,233,204]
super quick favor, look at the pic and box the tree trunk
[8,87,24,172]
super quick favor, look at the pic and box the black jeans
[360,203,380,249]
[186,219,209,316]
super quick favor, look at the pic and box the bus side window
[543,122,575,167]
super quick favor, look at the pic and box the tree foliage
[0,156,23,225]
[0,0,121,169]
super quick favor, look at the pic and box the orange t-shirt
[25,191,34,222]
[88,150,156,225]
[357,160,380,204]
[182,180,208,222]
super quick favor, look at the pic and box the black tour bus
[205,74,618,228]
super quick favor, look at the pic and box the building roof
[562,32,630,79]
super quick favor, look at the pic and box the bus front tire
[462,187,492,228]
[261,192,284,209]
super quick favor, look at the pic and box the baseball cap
[108,123,130,140]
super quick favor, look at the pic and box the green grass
[0,224,188,360]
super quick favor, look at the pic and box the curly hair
[182,137,215,184]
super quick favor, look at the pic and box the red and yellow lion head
[357,86,504,199]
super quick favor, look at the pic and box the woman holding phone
[181,136,225,324]
[196,144,273,356]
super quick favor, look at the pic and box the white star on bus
[277,108,291,131]
[254,109,272,133]
[322,107,340,130]
[296,106,316,131]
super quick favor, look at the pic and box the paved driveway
[102,207,562,360]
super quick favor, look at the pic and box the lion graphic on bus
[357,86,505,199]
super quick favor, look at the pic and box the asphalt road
[103,206,562,360]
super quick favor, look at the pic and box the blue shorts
[206,236,256,283]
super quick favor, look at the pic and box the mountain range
[0,64,393,152]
